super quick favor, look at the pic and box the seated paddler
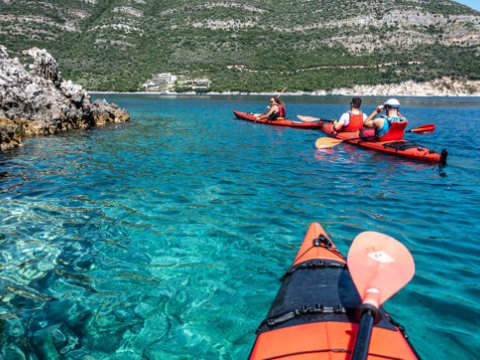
[256,96,286,121]
[333,96,367,131]
[361,98,408,141]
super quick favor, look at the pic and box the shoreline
[88,77,480,97]
[88,90,480,98]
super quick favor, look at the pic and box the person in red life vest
[276,96,287,119]
[256,96,286,121]
[333,97,367,131]
[361,98,408,141]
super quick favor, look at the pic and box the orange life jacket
[378,121,408,141]
[343,112,364,131]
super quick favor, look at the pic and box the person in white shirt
[333,97,367,131]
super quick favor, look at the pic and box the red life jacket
[378,121,408,141]
[343,112,364,131]
[278,104,286,118]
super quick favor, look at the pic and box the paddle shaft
[351,309,375,360]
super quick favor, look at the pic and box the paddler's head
[384,98,400,114]
[350,97,362,109]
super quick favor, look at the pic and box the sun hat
[384,98,401,108]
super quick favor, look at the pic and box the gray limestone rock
[0,45,130,150]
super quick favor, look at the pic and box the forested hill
[1,0,479,92]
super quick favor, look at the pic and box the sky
[455,0,480,11]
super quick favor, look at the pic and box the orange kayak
[320,122,447,163]
[249,222,419,359]
[233,110,323,129]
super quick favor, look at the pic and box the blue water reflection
[0,95,479,359]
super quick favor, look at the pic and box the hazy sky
[455,0,480,11]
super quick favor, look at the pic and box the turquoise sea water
[0,95,479,359]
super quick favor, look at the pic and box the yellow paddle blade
[315,137,344,149]
[297,115,321,122]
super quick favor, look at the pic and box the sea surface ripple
[0,95,479,359]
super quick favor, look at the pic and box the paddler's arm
[333,112,347,131]
[364,105,384,128]
[266,105,278,117]
[332,119,342,131]
[258,105,277,120]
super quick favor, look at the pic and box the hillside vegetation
[1,0,479,92]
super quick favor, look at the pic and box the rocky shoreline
[89,77,480,97]
[0,46,130,151]
[313,77,480,97]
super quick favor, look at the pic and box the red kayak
[250,222,419,359]
[319,122,447,163]
[233,110,323,129]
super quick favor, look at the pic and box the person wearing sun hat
[362,98,408,140]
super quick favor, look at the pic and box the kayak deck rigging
[249,223,419,360]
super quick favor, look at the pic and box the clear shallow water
[0,95,479,359]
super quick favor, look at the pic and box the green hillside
[1,0,479,92]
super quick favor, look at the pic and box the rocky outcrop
[312,77,480,97]
[0,117,23,150]
[87,99,131,126]
[0,45,130,151]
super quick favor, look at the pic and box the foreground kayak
[233,110,323,129]
[319,122,447,164]
[250,222,419,359]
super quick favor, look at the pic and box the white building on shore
[142,73,178,91]
[142,73,211,92]
[176,77,211,90]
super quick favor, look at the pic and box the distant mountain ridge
[1,0,479,92]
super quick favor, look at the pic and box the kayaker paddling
[362,98,408,141]
[256,96,286,121]
[233,110,323,129]
[333,97,367,131]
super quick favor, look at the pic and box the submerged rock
[0,117,23,150]
[3,344,26,360]
[31,323,80,358]
[0,45,130,151]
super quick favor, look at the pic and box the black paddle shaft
[351,310,375,360]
